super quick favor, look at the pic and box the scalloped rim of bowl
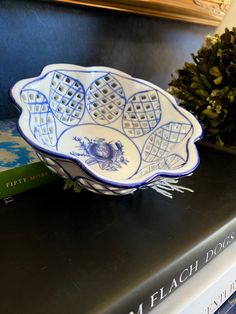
[10,64,203,188]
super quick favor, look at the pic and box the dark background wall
[0,0,214,119]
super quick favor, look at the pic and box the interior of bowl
[11,64,202,187]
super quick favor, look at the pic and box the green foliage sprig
[168,28,236,147]
[63,179,83,193]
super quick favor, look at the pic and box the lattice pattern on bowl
[76,177,136,195]
[142,122,192,162]
[86,74,125,125]
[49,71,85,125]
[21,89,57,147]
[123,90,161,138]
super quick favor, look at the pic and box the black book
[0,145,236,314]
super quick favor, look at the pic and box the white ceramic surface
[10,64,202,195]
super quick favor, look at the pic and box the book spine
[153,242,236,314]
[0,161,58,200]
[103,219,236,314]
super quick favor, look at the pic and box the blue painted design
[142,122,192,162]
[49,71,85,125]
[20,89,57,147]
[123,90,161,138]
[86,73,126,125]
[70,137,128,171]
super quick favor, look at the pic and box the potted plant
[168,28,236,151]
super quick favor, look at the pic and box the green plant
[63,179,83,193]
[168,28,236,147]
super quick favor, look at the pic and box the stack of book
[0,143,235,314]
[151,241,236,314]
[0,119,58,200]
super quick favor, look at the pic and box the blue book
[216,291,236,314]
[0,118,57,199]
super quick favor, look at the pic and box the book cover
[149,240,236,314]
[0,145,235,314]
[0,118,58,199]
[216,291,236,314]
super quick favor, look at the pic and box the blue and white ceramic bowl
[10,64,202,195]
